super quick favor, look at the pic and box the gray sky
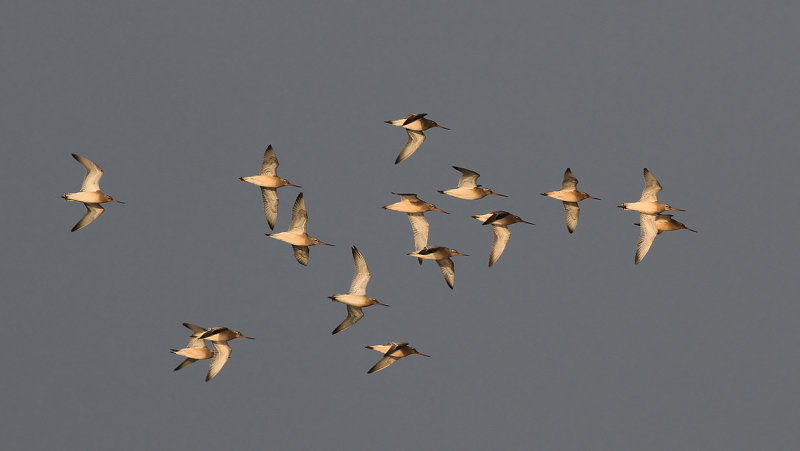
[2,2,799,450]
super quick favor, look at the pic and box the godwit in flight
[62,153,124,232]
[540,168,600,233]
[239,145,300,229]
[365,341,429,374]
[328,246,389,335]
[472,211,534,267]
[385,113,449,164]
[407,246,468,289]
[438,166,506,200]
[267,192,333,265]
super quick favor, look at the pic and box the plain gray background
[2,2,799,450]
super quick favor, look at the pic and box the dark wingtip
[384,120,392,124]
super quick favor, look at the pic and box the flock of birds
[61,113,696,381]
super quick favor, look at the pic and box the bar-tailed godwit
[472,211,534,267]
[407,246,468,289]
[365,341,429,374]
[383,193,448,264]
[438,166,506,200]
[239,145,300,230]
[540,168,600,233]
[189,325,253,382]
[385,113,449,164]
[62,153,124,232]
[329,246,388,335]
[267,192,333,265]
[618,168,685,264]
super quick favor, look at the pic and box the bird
[266,192,333,265]
[472,211,534,267]
[328,246,389,335]
[634,214,697,234]
[385,113,449,164]
[190,325,254,382]
[170,323,213,372]
[365,341,429,374]
[618,168,684,215]
[407,246,468,289]
[239,145,301,230]
[382,193,449,264]
[618,168,686,264]
[62,153,124,232]
[438,166,507,200]
[540,168,600,233]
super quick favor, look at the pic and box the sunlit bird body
[329,246,389,335]
[239,145,300,230]
[634,214,697,235]
[385,113,449,164]
[267,192,333,265]
[438,166,506,200]
[540,168,600,233]
[365,341,429,374]
[383,193,449,264]
[189,325,254,382]
[171,323,213,372]
[618,168,686,264]
[407,246,468,289]
[472,211,534,267]
[62,153,124,232]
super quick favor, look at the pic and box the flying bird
[407,246,468,289]
[618,168,686,264]
[170,323,213,372]
[383,193,449,264]
[472,211,534,267]
[267,192,334,265]
[62,153,124,232]
[189,325,254,382]
[438,166,507,200]
[385,113,449,164]
[328,246,389,335]
[365,341,429,374]
[634,214,697,235]
[540,168,600,233]
[239,145,301,230]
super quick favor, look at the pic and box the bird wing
[453,166,480,188]
[259,145,279,176]
[396,193,420,202]
[71,203,104,232]
[561,168,578,190]
[206,341,232,382]
[407,213,430,252]
[635,213,658,264]
[173,358,198,371]
[261,188,278,230]
[288,192,308,233]
[640,168,663,202]
[489,225,510,267]
[182,323,206,334]
[292,245,310,266]
[436,258,456,289]
[72,153,104,192]
[332,305,364,335]
[349,246,371,295]
[395,130,426,164]
[563,201,580,234]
